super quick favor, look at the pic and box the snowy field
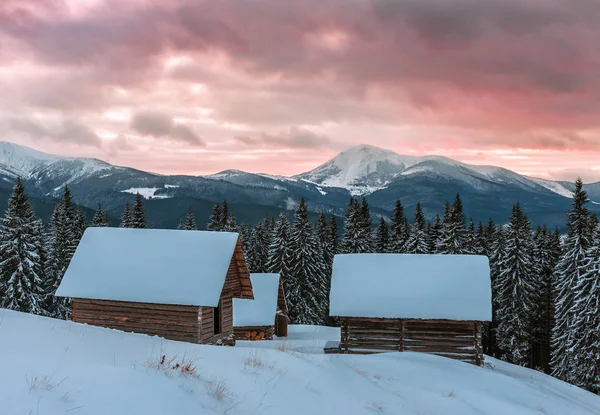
[1,309,599,415]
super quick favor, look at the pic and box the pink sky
[1,0,600,181]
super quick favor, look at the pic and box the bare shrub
[145,354,198,377]
[243,352,275,370]
[26,375,66,392]
[206,378,228,401]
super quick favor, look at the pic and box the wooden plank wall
[339,318,484,365]
[200,297,234,344]
[233,325,275,340]
[71,299,201,343]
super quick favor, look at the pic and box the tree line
[0,177,598,394]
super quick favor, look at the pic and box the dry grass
[205,378,228,401]
[26,375,66,393]
[368,402,385,413]
[444,391,456,398]
[145,354,198,377]
[242,352,276,371]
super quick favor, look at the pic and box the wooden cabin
[55,227,253,344]
[233,273,288,340]
[328,254,491,365]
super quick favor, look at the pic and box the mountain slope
[0,141,596,229]
[2,309,599,415]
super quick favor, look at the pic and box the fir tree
[474,221,487,256]
[374,217,390,253]
[406,203,429,254]
[329,216,340,255]
[266,214,290,274]
[552,179,593,381]
[220,201,230,229]
[440,194,467,254]
[91,203,109,227]
[342,198,370,253]
[283,199,328,325]
[207,203,223,231]
[570,225,600,392]
[120,202,133,228]
[465,218,476,254]
[487,224,506,358]
[495,204,536,366]
[0,178,44,314]
[359,197,374,252]
[224,210,238,232]
[177,218,186,230]
[72,208,87,242]
[317,213,334,267]
[390,200,409,253]
[427,214,443,253]
[44,187,77,318]
[247,220,269,273]
[131,193,147,229]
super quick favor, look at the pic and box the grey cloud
[8,116,102,147]
[130,110,204,146]
[236,127,333,149]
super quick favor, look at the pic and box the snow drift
[1,309,599,415]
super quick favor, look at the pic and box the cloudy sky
[1,0,600,180]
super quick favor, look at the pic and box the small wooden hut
[55,227,253,344]
[328,254,491,365]
[233,273,288,340]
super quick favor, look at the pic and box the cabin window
[213,301,222,335]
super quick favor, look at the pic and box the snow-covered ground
[1,309,599,415]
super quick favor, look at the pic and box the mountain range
[0,141,597,230]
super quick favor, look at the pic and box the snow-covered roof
[56,227,243,307]
[233,273,280,327]
[329,254,491,321]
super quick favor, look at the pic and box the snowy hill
[2,309,599,415]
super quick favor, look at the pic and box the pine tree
[406,203,429,254]
[552,179,593,381]
[72,208,87,242]
[465,218,476,254]
[283,199,328,324]
[389,200,409,253]
[207,203,222,231]
[177,218,186,230]
[495,204,536,366]
[120,202,133,228]
[329,216,340,256]
[220,201,229,229]
[224,210,238,232]
[247,220,269,273]
[570,225,600,392]
[374,217,390,253]
[342,198,370,253]
[427,214,443,253]
[440,194,468,254]
[474,221,487,256]
[487,224,506,358]
[91,203,109,227]
[266,214,290,274]
[358,197,374,252]
[131,193,147,228]
[317,213,334,266]
[0,178,44,314]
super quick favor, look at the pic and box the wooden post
[343,320,349,353]
[399,319,405,352]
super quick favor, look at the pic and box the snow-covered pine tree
[406,203,429,254]
[317,213,334,266]
[329,216,340,256]
[570,225,600,392]
[185,209,197,230]
[239,222,253,261]
[440,194,468,254]
[551,178,593,381]
[374,216,390,253]
[120,202,133,228]
[266,214,290,274]
[177,218,186,230]
[207,203,222,231]
[72,208,87,243]
[91,203,109,227]
[359,197,374,252]
[341,198,361,253]
[465,218,476,254]
[427,214,443,253]
[495,204,536,366]
[0,178,44,314]
[474,221,487,256]
[44,187,78,318]
[247,221,269,273]
[283,198,328,325]
[224,209,238,232]
[486,224,506,358]
[131,193,147,229]
[389,200,409,253]
[220,201,230,229]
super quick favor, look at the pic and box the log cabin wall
[340,318,483,365]
[233,325,275,340]
[200,297,233,343]
[71,299,201,343]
